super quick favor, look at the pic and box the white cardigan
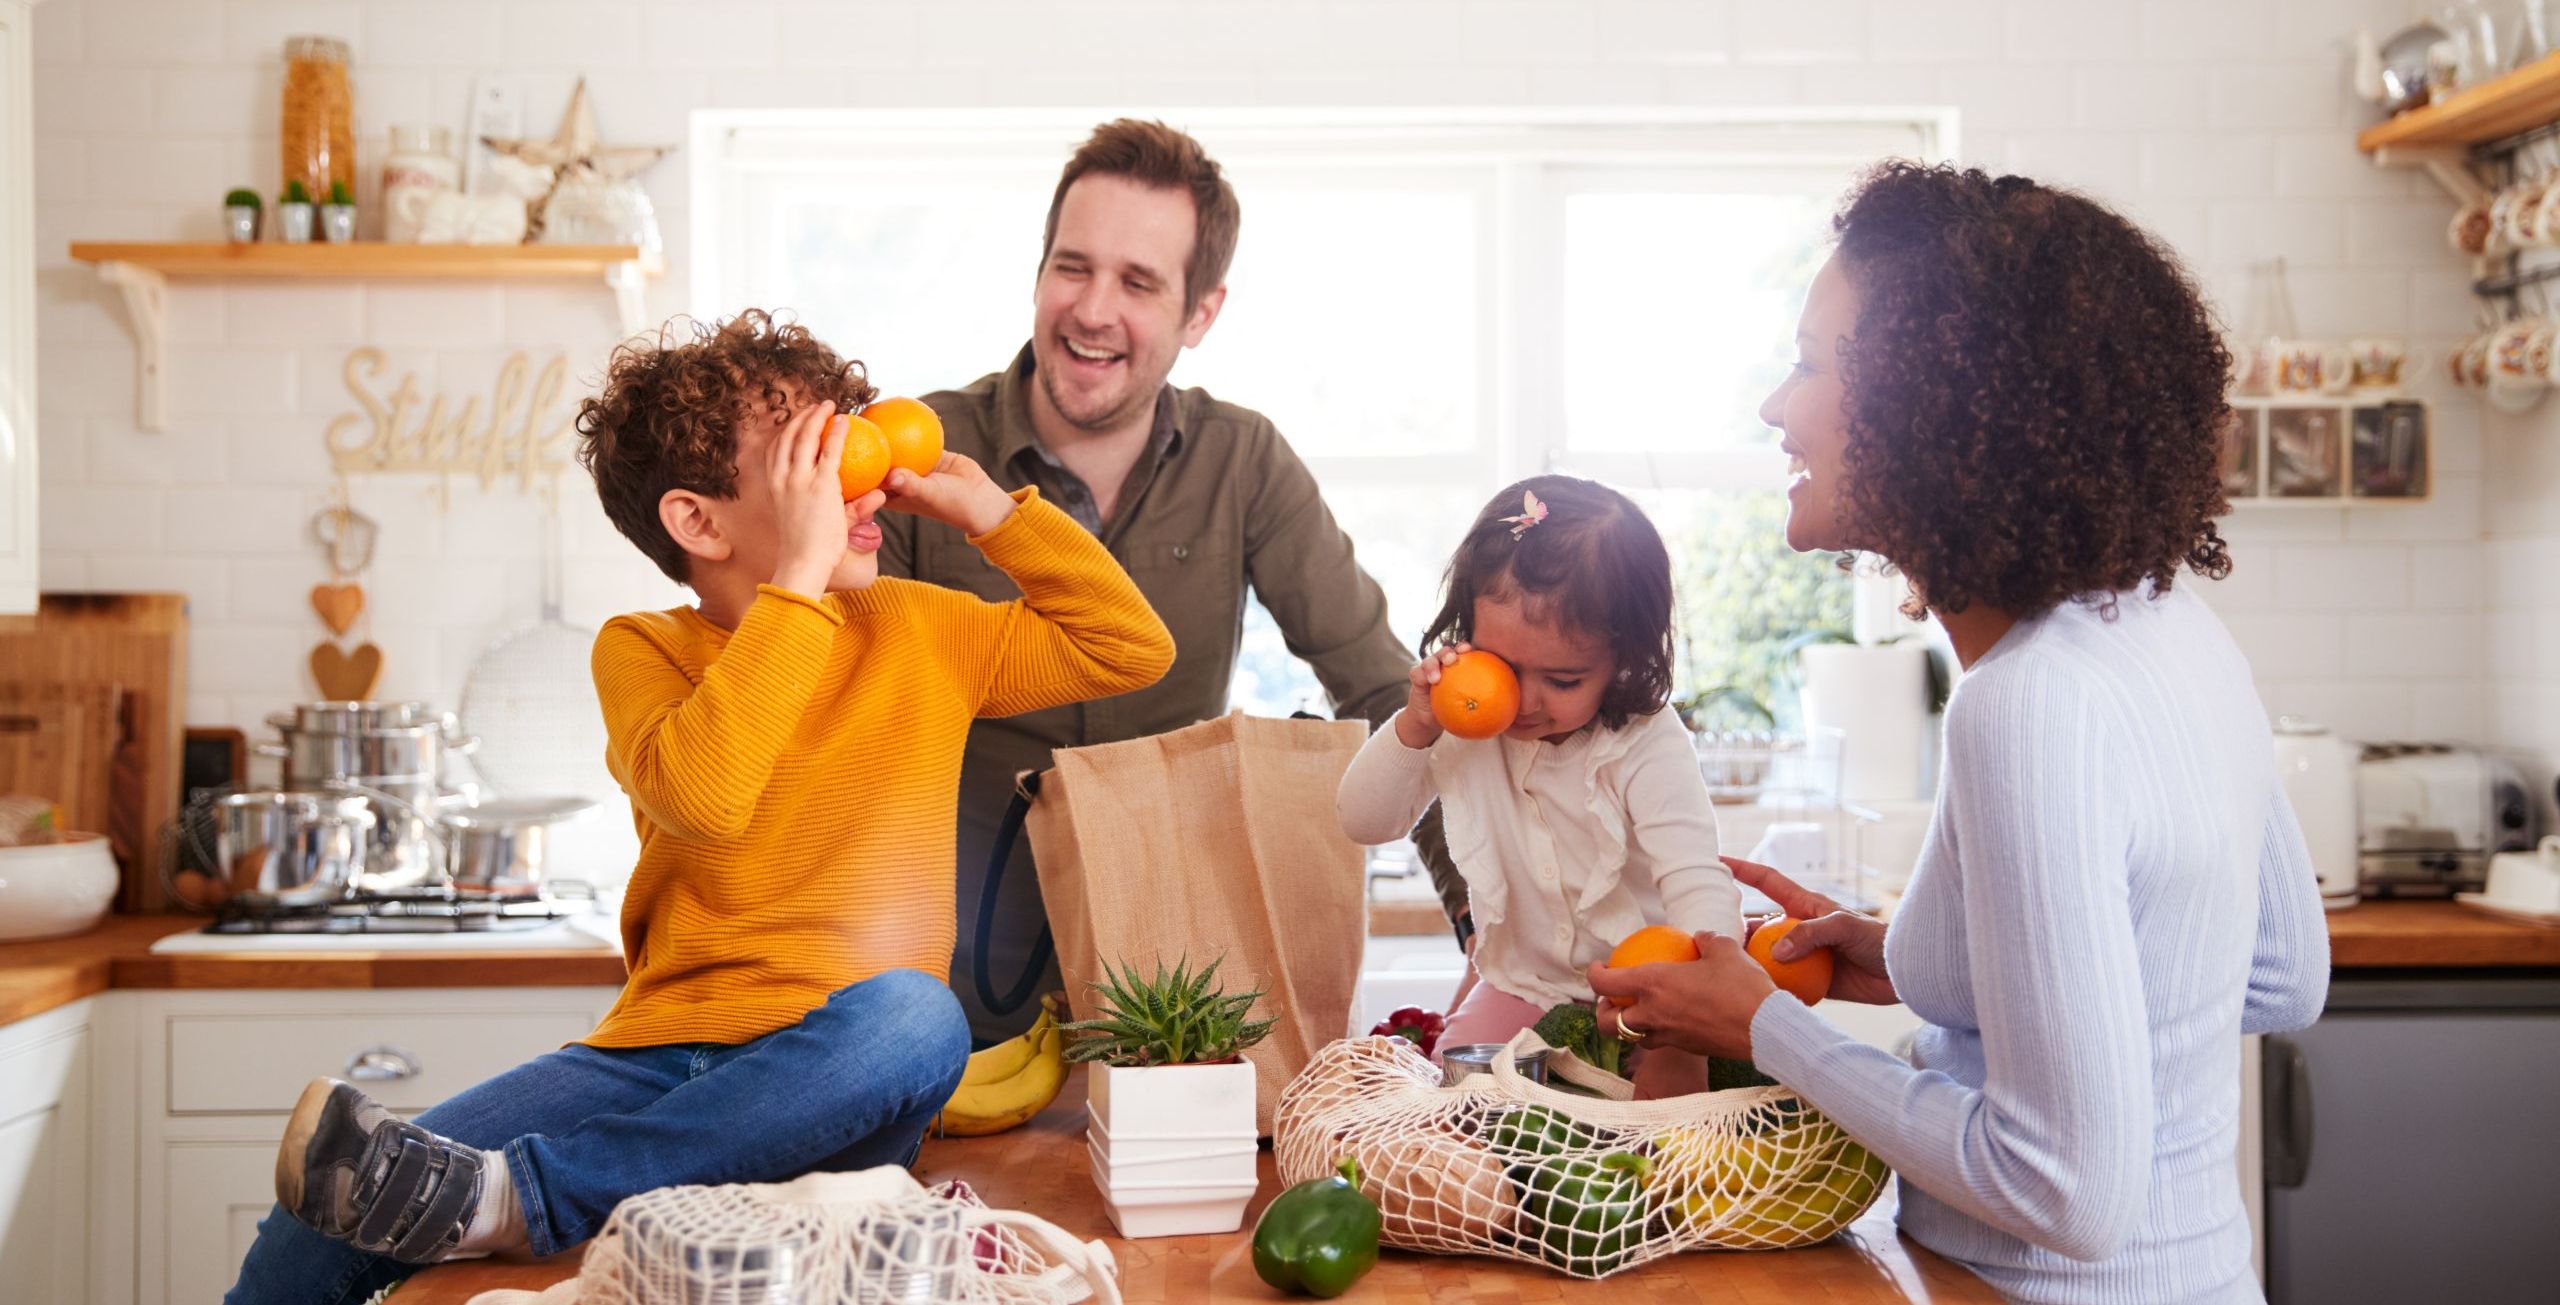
[1338,706,1742,1010]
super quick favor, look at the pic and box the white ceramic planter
[1087,1059,1257,1138]
[1086,1061,1259,1237]
[0,833,118,941]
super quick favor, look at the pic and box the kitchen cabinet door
[0,1001,94,1305]
[2263,976,2560,1305]
[0,0,37,614]
[160,1140,282,1305]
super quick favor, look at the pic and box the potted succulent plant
[1063,954,1273,1238]
[277,180,316,243]
[222,188,262,243]
[320,178,356,243]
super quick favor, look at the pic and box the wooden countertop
[2323,898,2560,967]
[0,914,627,1025]
[392,1070,2000,1304]
[1,898,2552,1030]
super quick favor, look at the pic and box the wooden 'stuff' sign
[324,348,575,493]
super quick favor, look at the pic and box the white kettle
[2273,717,2360,911]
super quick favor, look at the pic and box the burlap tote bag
[1021,710,1369,1134]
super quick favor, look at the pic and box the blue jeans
[224,968,970,1305]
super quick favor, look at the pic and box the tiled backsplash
[26,0,2540,775]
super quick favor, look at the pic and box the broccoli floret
[1532,1001,1625,1078]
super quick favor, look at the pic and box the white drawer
[166,1008,597,1115]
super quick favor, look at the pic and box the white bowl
[0,833,119,942]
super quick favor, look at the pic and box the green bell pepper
[1514,1150,1655,1277]
[1482,1104,1593,1159]
[1251,1157,1383,1298]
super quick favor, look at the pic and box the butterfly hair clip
[1500,489,1549,539]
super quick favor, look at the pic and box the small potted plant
[222,188,261,243]
[320,178,356,243]
[277,180,315,243]
[1063,954,1273,1238]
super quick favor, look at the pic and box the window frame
[690,105,1956,650]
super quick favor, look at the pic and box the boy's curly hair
[575,310,878,584]
[1419,475,1675,731]
[1828,161,2234,618]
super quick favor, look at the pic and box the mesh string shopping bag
[464,1165,1121,1305]
[1271,1031,1891,1280]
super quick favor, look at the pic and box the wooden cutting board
[0,594,189,910]
[0,683,123,840]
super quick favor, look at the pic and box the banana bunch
[933,993,1068,1137]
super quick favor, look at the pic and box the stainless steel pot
[212,790,374,908]
[326,777,476,893]
[281,700,446,733]
[442,796,596,899]
[264,717,478,787]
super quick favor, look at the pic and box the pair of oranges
[1604,921,1834,1007]
[836,397,946,500]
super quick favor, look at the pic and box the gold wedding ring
[1612,1009,1645,1043]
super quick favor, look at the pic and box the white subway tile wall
[25,0,2537,782]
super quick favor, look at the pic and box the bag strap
[1490,1028,1636,1100]
[972,770,1057,1019]
[963,1204,1124,1305]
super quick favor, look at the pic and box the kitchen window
[694,109,1946,717]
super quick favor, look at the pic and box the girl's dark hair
[1829,160,2234,618]
[1419,475,1674,730]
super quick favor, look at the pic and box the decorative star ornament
[480,78,672,186]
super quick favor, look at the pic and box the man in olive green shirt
[880,119,1460,1040]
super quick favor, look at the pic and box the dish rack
[1696,726,1884,912]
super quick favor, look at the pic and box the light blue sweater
[1752,586,2331,1304]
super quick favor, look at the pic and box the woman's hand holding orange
[1725,856,1897,1006]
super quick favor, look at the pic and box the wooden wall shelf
[2359,51,2560,152]
[66,241,662,431]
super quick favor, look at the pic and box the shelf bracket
[607,259,646,338]
[2371,145,2487,205]
[93,260,168,433]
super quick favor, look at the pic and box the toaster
[2356,744,2539,898]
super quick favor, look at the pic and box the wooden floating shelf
[67,241,661,280]
[2359,51,2560,151]
[66,241,663,432]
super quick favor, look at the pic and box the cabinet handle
[2262,1035,2315,1189]
[346,1045,421,1082]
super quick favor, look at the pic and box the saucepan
[211,790,376,909]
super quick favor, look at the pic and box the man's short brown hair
[574,310,877,584]
[1042,118,1241,316]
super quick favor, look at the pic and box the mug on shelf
[2450,195,2497,256]
[2275,339,2352,395]
[2347,337,2417,390]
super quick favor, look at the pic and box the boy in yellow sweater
[227,312,1174,1304]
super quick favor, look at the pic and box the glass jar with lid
[279,36,354,203]
[381,125,461,243]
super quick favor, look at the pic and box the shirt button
[1555,924,1572,945]
[1172,543,1190,561]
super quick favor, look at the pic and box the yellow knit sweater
[584,489,1173,1048]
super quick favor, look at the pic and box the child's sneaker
[275,1078,487,1263]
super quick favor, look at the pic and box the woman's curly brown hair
[1829,161,2233,618]
[575,310,877,584]
[1419,475,1675,731]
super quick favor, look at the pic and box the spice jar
[279,36,354,203]
[380,125,460,243]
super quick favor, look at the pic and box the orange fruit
[1603,924,1702,1008]
[836,414,892,500]
[1746,917,1834,1006]
[861,396,945,479]
[1429,649,1519,739]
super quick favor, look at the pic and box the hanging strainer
[456,485,631,888]
[463,1166,1122,1305]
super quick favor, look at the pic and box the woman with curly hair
[1588,163,2331,1303]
